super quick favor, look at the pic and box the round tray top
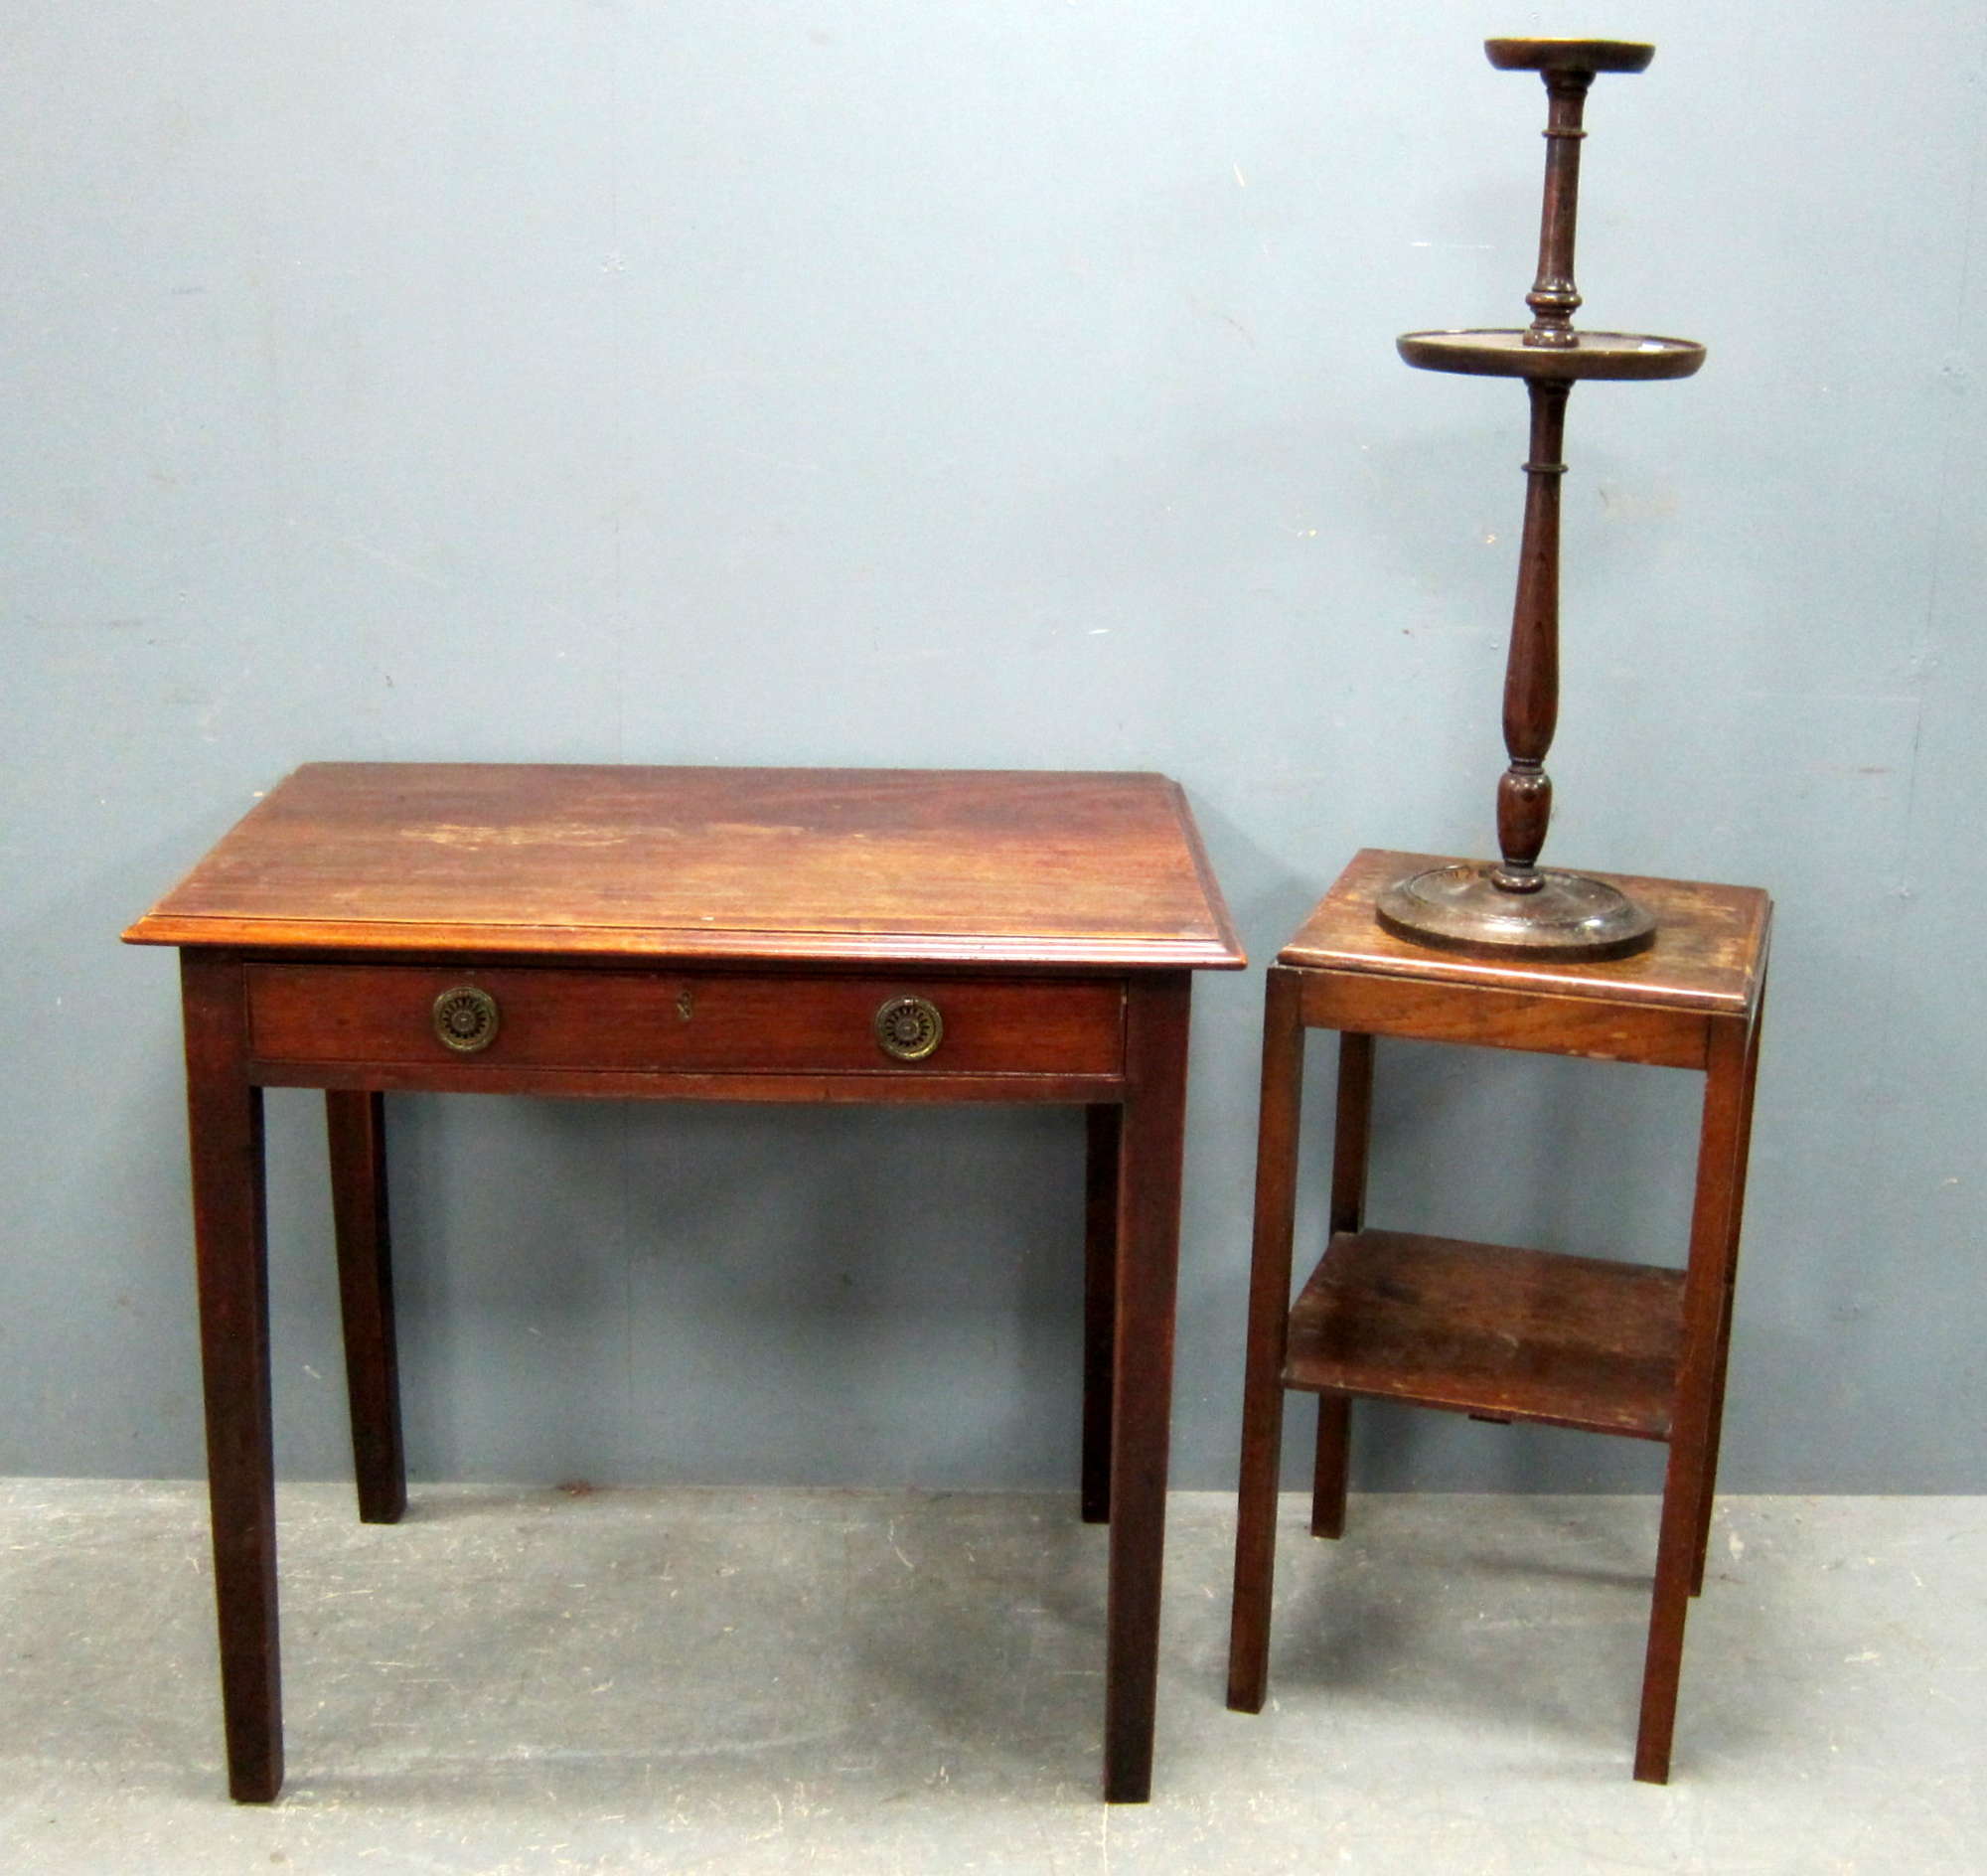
[1397,329,1706,383]
[1484,38,1654,75]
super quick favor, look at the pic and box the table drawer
[244,964,1125,1077]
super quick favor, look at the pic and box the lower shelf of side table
[1283,1229,1685,1440]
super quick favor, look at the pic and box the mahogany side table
[1226,848,1768,1782]
[124,762,1244,1803]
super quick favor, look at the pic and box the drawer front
[244,964,1124,1077]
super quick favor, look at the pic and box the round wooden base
[1374,862,1656,963]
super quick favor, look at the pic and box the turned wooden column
[1493,377,1570,892]
[1375,38,1705,964]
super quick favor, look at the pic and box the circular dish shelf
[1397,329,1705,382]
[1484,38,1653,75]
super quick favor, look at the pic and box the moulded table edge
[123,913,1248,972]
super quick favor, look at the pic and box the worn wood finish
[1081,1104,1122,1525]
[137,764,1241,1805]
[1300,968,1708,1070]
[181,951,281,1802]
[124,764,1243,971]
[1287,851,1768,1015]
[1229,859,1769,1781]
[248,963,1125,1078]
[326,1090,405,1525]
[1104,973,1192,1803]
[1286,1230,1686,1439]
[1225,967,1305,1715]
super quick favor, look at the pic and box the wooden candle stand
[1376,38,1705,963]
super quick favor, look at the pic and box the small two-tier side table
[1226,849,1768,1782]
[124,762,1244,1803]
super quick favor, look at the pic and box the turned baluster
[1377,38,1706,962]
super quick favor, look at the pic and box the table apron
[243,961,1128,1085]
[1297,969,1711,1069]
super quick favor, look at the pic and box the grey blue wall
[5,3,1980,1491]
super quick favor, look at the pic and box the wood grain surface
[245,964,1125,1077]
[1284,1228,1686,1440]
[1280,849,1768,1014]
[124,764,1245,971]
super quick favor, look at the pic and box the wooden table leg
[1310,1029,1373,1541]
[1690,978,1766,1596]
[181,952,283,1803]
[1081,1102,1123,1525]
[1634,1015,1753,1785]
[327,1090,406,1525]
[1227,967,1306,1712]
[1102,973,1191,1802]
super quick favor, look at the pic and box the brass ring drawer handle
[873,995,944,1062]
[433,986,500,1053]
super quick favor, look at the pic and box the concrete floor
[1,1484,1979,1873]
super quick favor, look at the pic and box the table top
[124,763,1246,972]
[1281,850,1769,1016]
